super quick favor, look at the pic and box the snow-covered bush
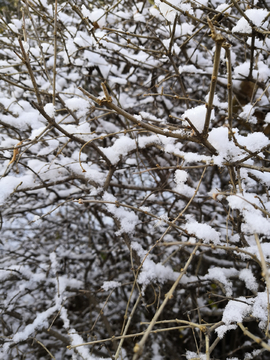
[1,0,270,359]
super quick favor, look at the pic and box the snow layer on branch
[216,4,231,13]
[103,192,139,235]
[232,9,268,34]
[184,220,221,245]
[83,50,110,78]
[174,169,194,197]
[227,193,270,235]
[100,136,136,164]
[108,75,127,85]
[182,105,214,133]
[215,323,238,340]
[165,144,212,164]
[238,243,270,263]
[69,330,98,359]
[234,60,270,83]
[44,103,55,117]
[65,97,90,111]
[131,241,178,289]
[179,64,204,74]
[0,99,41,130]
[204,267,238,296]
[102,281,121,291]
[208,127,269,166]
[217,291,270,337]
[239,104,255,123]
[186,351,207,360]
[12,305,58,343]
[252,292,270,329]
[60,306,70,330]
[174,169,188,184]
[208,127,238,165]
[81,5,106,28]
[0,175,34,205]
[155,0,193,22]
[239,268,258,293]
[216,297,252,338]
[237,132,269,152]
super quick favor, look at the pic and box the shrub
[1,0,270,359]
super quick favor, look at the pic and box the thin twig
[132,245,199,359]
[114,294,142,360]
[203,18,225,137]
[238,322,270,351]
[53,0,58,106]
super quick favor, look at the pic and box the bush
[1,0,270,359]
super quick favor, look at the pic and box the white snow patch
[182,105,213,133]
[101,136,136,165]
[239,268,258,293]
[102,281,121,291]
[232,9,268,34]
[44,103,55,117]
[184,221,220,245]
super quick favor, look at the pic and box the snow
[8,23,20,34]
[215,324,238,339]
[216,297,252,338]
[101,136,136,165]
[239,104,255,122]
[22,41,29,53]
[182,105,213,133]
[179,64,203,74]
[236,132,269,153]
[207,127,269,166]
[227,194,270,235]
[133,13,146,23]
[108,75,127,85]
[216,4,231,13]
[50,252,58,274]
[174,169,193,195]
[174,169,188,184]
[1,0,270,357]
[0,175,34,205]
[252,292,269,329]
[13,304,58,342]
[184,220,220,245]
[81,5,106,28]
[232,9,268,34]
[154,0,177,23]
[239,268,258,293]
[102,281,121,291]
[131,241,178,290]
[186,351,206,360]
[65,97,90,111]
[60,306,70,329]
[155,0,193,22]
[234,60,270,84]
[216,291,270,338]
[208,127,232,165]
[11,19,22,30]
[103,192,139,235]
[44,103,55,117]
[204,267,238,296]
[69,330,93,359]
